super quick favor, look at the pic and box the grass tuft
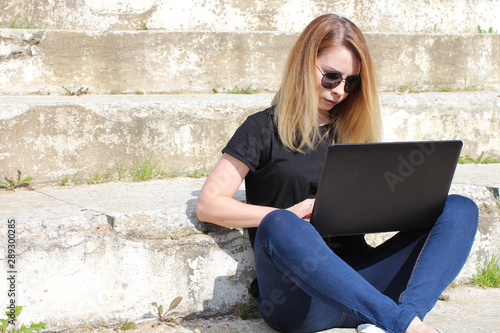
[458,151,499,164]
[473,254,500,288]
[226,85,261,94]
[130,155,164,182]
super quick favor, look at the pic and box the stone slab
[0,178,252,330]
[76,286,500,333]
[0,30,498,95]
[0,92,498,185]
[0,0,498,34]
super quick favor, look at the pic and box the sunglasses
[317,66,361,93]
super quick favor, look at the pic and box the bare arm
[196,153,315,228]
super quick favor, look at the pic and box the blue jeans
[254,195,478,333]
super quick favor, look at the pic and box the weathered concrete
[0,164,498,331]
[0,29,498,95]
[0,178,252,330]
[380,92,500,160]
[75,286,500,332]
[0,92,498,185]
[0,94,271,184]
[0,0,499,34]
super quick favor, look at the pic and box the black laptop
[310,140,462,236]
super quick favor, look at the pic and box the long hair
[272,14,381,152]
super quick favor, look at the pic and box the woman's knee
[257,210,300,240]
[256,209,316,248]
[445,194,479,231]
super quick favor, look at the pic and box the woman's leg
[255,195,478,333]
[396,194,478,318]
[346,195,478,331]
[254,210,417,333]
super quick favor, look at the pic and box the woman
[196,14,478,333]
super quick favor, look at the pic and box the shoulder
[244,106,276,129]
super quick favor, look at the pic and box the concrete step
[0,164,498,331]
[56,286,500,332]
[1,0,498,34]
[1,92,498,185]
[0,29,498,95]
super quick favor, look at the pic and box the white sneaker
[357,323,389,333]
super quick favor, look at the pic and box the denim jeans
[254,195,478,333]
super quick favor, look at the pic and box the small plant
[131,155,164,182]
[0,306,46,333]
[477,25,494,33]
[59,177,69,186]
[226,85,261,94]
[234,303,261,320]
[138,22,149,30]
[187,170,203,178]
[116,164,127,181]
[461,72,489,91]
[71,168,81,185]
[152,296,183,323]
[119,321,137,330]
[86,168,112,184]
[62,86,89,96]
[10,18,33,29]
[0,171,33,191]
[437,85,454,92]
[458,151,500,164]
[473,254,500,288]
[394,84,422,94]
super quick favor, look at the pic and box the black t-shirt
[222,106,368,254]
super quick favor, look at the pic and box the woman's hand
[286,198,315,220]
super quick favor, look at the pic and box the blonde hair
[272,14,381,152]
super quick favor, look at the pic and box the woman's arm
[196,153,276,228]
[197,153,316,228]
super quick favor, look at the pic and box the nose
[331,79,347,94]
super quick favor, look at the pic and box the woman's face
[316,46,361,118]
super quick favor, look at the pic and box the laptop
[310,140,462,237]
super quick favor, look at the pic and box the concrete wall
[1,0,499,33]
[0,92,498,185]
[0,29,498,95]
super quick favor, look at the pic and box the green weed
[116,164,127,181]
[458,151,499,164]
[0,171,33,191]
[394,84,422,94]
[86,168,112,184]
[71,168,82,185]
[473,254,500,288]
[59,177,69,186]
[138,22,149,30]
[187,170,204,178]
[10,18,33,29]
[119,322,138,330]
[477,25,494,33]
[152,296,183,323]
[226,85,261,94]
[131,155,164,182]
[0,306,45,333]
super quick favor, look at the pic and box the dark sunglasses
[317,66,361,93]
